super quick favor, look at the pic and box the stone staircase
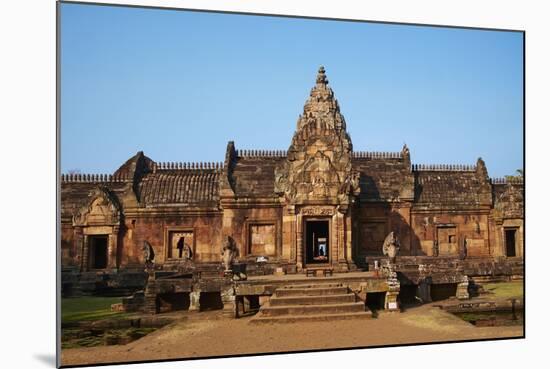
[249,282,372,324]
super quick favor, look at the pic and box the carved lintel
[300,206,335,216]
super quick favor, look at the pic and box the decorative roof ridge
[152,161,224,172]
[352,151,403,159]
[491,177,524,184]
[412,164,476,172]
[236,149,288,158]
[61,173,131,183]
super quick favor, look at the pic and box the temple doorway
[305,219,330,265]
[505,229,517,257]
[89,235,108,269]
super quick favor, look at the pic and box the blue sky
[60,3,523,177]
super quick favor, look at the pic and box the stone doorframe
[72,186,123,272]
[303,216,332,267]
[75,226,120,271]
[294,205,352,271]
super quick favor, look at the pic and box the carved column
[345,210,353,263]
[73,227,84,272]
[296,213,303,271]
[81,234,89,272]
[336,211,346,266]
[108,226,119,270]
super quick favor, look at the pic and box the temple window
[168,230,194,259]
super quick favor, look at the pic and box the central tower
[276,67,359,271]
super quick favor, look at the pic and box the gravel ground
[61,304,523,366]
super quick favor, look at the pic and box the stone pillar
[107,226,119,270]
[336,212,344,264]
[221,286,237,318]
[189,291,201,311]
[143,272,157,314]
[385,290,400,312]
[417,278,432,303]
[384,263,400,312]
[283,206,296,262]
[73,227,84,272]
[345,210,353,263]
[456,275,470,300]
[416,265,432,303]
[81,234,90,272]
[296,213,303,271]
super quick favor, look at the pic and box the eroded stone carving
[142,240,155,270]
[382,231,401,263]
[221,236,239,272]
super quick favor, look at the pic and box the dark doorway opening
[199,292,224,311]
[366,292,386,317]
[398,285,419,306]
[89,235,108,269]
[505,229,517,257]
[305,220,329,264]
[156,292,190,313]
[430,283,457,301]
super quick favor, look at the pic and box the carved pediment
[73,186,122,227]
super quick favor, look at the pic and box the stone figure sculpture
[176,237,193,261]
[382,231,401,263]
[142,240,155,270]
[221,236,239,272]
[459,237,468,260]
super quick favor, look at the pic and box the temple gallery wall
[60,67,523,314]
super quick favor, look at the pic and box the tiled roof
[414,171,488,206]
[352,157,412,200]
[137,169,220,206]
[231,156,286,198]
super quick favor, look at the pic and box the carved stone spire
[275,67,356,209]
[297,66,347,133]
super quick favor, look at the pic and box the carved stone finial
[316,66,328,85]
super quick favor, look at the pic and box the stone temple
[61,67,523,317]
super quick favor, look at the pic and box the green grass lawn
[482,281,523,299]
[62,296,133,323]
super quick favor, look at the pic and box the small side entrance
[305,220,330,265]
[505,229,517,257]
[89,235,108,269]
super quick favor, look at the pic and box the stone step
[250,310,373,324]
[260,301,365,317]
[275,286,349,297]
[281,282,343,289]
[269,293,356,306]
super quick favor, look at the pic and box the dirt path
[61,305,523,366]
